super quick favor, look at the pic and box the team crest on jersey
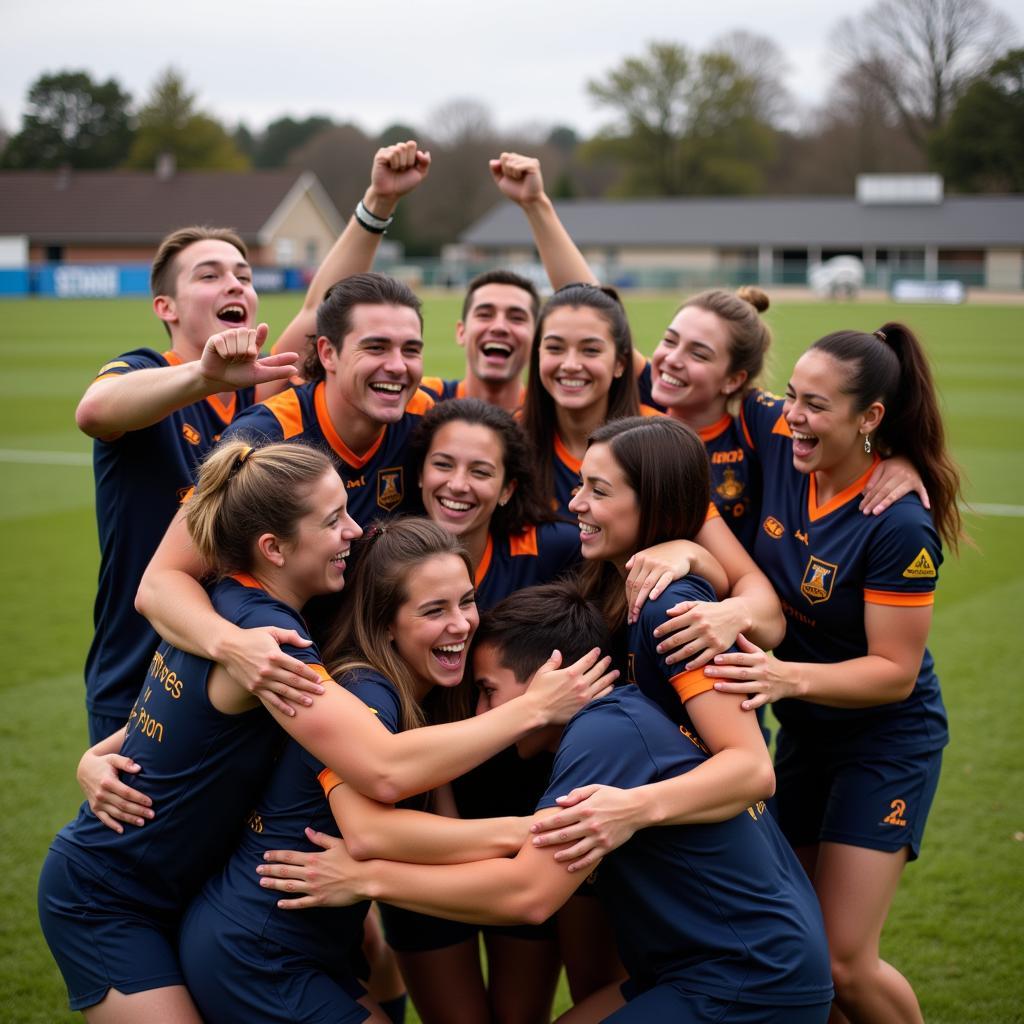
[181,422,201,446]
[902,548,937,579]
[377,467,404,510]
[800,555,838,604]
[715,468,744,500]
[762,516,785,539]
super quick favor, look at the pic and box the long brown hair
[576,417,710,632]
[812,325,964,551]
[521,284,641,503]
[186,439,334,577]
[321,517,475,731]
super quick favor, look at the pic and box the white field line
[0,448,91,466]
[1,449,1023,517]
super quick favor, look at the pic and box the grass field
[1,291,1022,1023]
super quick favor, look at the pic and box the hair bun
[735,285,770,313]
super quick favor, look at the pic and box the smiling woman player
[38,440,361,1022]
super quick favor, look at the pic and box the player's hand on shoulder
[531,784,634,873]
[371,140,431,200]
[489,152,545,205]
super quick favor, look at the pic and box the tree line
[1,0,1020,256]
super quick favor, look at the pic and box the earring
[498,498,508,507]
[863,434,872,455]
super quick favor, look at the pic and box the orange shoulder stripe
[263,387,305,440]
[405,389,435,416]
[864,589,934,607]
[670,666,715,704]
[704,502,720,522]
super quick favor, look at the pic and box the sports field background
[1,293,1022,1022]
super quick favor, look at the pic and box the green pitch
[1,293,1021,1022]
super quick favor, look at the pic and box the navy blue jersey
[196,668,388,968]
[52,576,294,914]
[627,577,734,735]
[742,390,947,752]
[698,412,761,552]
[474,522,581,612]
[222,381,432,526]
[419,376,527,409]
[419,376,464,402]
[537,686,832,1005]
[85,349,255,719]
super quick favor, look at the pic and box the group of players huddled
[38,142,962,1024]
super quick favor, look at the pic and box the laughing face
[650,305,745,421]
[420,421,514,547]
[538,306,625,416]
[784,349,883,481]
[389,553,479,699]
[280,469,362,607]
[457,282,535,385]
[155,238,257,351]
[319,303,424,426]
[567,442,640,570]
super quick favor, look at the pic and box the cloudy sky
[1,0,1019,138]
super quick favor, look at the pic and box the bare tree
[711,30,795,126]
[832,0,1017,150]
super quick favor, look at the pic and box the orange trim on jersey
[864,589,934,607]
[163,350,183,366]
[314,382,385,468]
[180,485,195,506]
[704,502,720,522]
[554,434,582,474]
[205,391,237,425]
[263,387,305,440]
[318,768,344,796]
[455,379,468,399]
[739,403,755,449]
[509,525,539,558]
[420,375,443,394]
[697,414,732,443]
[230,572,264,590]
[405,389,435,416]
[771,414,793,437]
[475,535,495,587]
[640,404,663,418]
[669,666,715,704]
[808,455,881,522]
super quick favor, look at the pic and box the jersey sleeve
[863,499,942,607]
[536,702,656,811]
[93,348,164,381]
[636,579,733,705]
[219,401,287,446]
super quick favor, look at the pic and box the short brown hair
[461,269,540,324]
[150,226,247,298]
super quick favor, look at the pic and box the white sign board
[891,279,965,304]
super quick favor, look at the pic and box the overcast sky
[1,0,1019,139]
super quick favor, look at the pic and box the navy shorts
[614,979,830,1023]
[379,903,555,954]
[38,849,183,1011]
[179,895,369,1024]
[775,731,943,860]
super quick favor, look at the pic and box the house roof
[461,195,1024,250]
[0,169,343,245]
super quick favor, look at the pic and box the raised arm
[75,327,298,439]
[489,152,597,289]
[269,140,431,373]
